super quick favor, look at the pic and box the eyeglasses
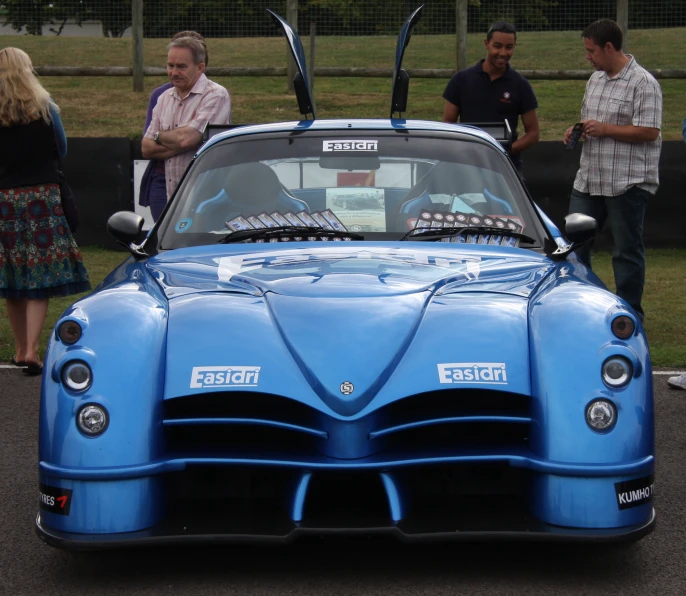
[487,22,516,36]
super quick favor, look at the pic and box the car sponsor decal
[406,211,525,247]
[323,140,378,152]
[270,211,291,227]
[216,248,481,280]
[39,483,73,516]
[190,366,261,389]
[226,215,253,232]
[614,475,654,510]
[437,363,508,385]
[175,218,193,233]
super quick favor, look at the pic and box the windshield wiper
[218,226,363,244]
[400,225,536,244]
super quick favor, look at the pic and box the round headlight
[602,356,632,387]
[57,320,82,344]
[586,399,617,431]
[61,361,92,392]
[611,316,635,339]
[77,404,109,436]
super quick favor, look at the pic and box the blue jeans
[148,172,168,222]
[569,186,649,321]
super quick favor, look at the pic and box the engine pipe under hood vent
[267,9,316,120]
[391,5,424,119]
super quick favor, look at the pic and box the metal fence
[3,1,685,37]
[1,0,685,72]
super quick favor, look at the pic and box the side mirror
[565,213,597,244]
[547,213,597,261]
[107,211,146,257]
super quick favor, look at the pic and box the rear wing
[461,120,513,151]
[201,120,513,147]
[201,123,245,143]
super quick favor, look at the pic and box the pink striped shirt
[144,73,231,198]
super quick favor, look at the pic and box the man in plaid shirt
[142,36,231,201]
[565,19,662,323]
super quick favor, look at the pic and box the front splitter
[35,508,656,550]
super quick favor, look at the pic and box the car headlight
[61,361,92,392]
[602,356,632,388]
[77,404,109,436]
[57,320,82,344]
[611,315,635,339]
[586,399,617,432]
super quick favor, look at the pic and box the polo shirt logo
[501,91,512,103]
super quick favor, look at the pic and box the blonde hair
[0,47,54,127]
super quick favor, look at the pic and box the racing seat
[393,162,458,231]
[195,162,309,230]
[393,162,513,231]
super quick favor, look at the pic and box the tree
[0,0,90,36]
[83,0,132,38]
[2,0,53,35]
[470,0,559,32]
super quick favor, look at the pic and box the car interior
[175,157,521,236]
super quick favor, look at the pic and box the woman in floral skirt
[0,47,90,375]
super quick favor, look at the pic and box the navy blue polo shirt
[442,59,538,169]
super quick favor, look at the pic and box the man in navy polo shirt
[442,21,540,174]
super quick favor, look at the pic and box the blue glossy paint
[163,418,328,439]
[531,474,652,529]
[291,472,312,522]
[390,5,423,117]
[380,473,403,522]
[39,452,654,480]
[38,476,162,534]
[267,9,316,119]
[40,260,168,474]
[200,118,506,156]
[369,416,531,440]
[38,108,654,544]
[528,267,653,467]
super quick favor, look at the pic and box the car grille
[162,388,531,459]
[160,389,533,535]
[160,463,532,536]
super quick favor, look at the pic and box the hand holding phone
[565,123,584,151]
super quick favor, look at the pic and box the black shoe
[11,357,26,367]
[23,362,43,376]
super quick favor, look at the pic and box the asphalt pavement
[1,368,684,596]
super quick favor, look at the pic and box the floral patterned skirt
[0,183,91,299]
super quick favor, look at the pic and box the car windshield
[156,130,545,250]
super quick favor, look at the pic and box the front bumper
[36,453,656,549]
[36,508,656,549]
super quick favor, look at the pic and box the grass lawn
[0,29,683,368]
[1,247,685,368]
[0,28,685,140]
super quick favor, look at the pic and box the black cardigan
[0,118,59,190]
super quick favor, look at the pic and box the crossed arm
[141,127,202,160]
[141,87,231,161]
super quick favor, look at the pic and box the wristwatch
[153,131,161,144]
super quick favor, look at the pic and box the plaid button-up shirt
[145,73,231,198]
[574,56,662,197]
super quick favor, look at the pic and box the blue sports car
[36,8,654,548]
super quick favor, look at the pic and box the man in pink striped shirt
[142,36,231,200]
